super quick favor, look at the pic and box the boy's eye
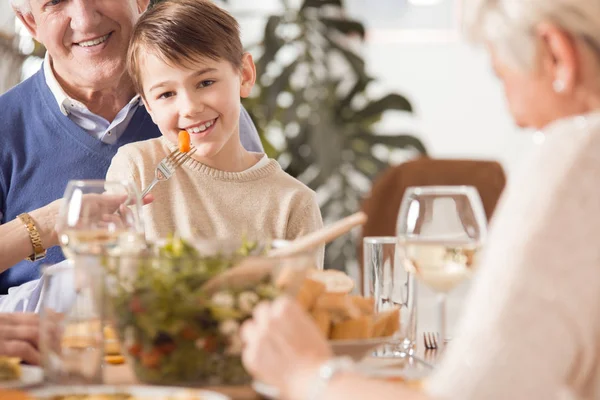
[197,80,215,89]
[158,91,175,100]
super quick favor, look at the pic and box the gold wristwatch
[18,213,46,261]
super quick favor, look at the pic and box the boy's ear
[239,52,256,98]
[141,97,156,123]
[137,0,151,14]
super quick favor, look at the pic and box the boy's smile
[182,117,218,138]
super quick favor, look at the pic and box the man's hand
[0,313,40,365]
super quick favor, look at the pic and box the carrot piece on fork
[178,130,191,153]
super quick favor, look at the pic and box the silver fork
[140,146,197,198]
[423,332,439,350]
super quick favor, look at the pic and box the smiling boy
[106,0,324,265]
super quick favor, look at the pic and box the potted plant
[242,0,427,270]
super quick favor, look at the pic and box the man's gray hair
[10,0,31,13]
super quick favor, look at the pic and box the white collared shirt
[43,53,142,144]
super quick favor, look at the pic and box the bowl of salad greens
[103,237,314,386]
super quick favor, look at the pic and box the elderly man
[0,0,263,362]
[0,0,263,293]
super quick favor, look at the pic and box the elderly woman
[240,0,600,399]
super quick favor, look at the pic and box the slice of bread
[0,390,31,400]
[299,270,402,341]
[313,293,361,322]
[296,278,327,311]
[373,307,400,338]
[308,270,354,294]
[350,295,375,315]
[310,309,332,338]
[331,315,374,340]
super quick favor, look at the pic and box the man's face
[20,0,149,90]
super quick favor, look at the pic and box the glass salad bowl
[103,237,315,386]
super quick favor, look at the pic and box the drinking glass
[55,180,144,260]
[363,236,417,357]
[396,186,486,350]
[53,180,144,378]
[39,263,105,384]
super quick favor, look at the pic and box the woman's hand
[240,297,333,400]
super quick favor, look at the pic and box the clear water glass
[363,236,417,357]
[39,263,105,384]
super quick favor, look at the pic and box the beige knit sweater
[427,112,600,399]
[106,137,324,267]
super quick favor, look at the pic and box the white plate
[0,365,43,390]
[329,336,391,361]
[251,361,430,400]
[29,385,231,400]
[252,381,279,400]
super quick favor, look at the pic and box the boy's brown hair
[127,0,244,96]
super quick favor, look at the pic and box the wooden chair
[357,157,507,286]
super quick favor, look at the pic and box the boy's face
[140,52,255,159]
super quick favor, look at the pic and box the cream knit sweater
[427,112,600,399]
[106,137,324,267]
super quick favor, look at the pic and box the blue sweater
[0,69,262,294]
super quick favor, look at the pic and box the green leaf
[354,134,428,155]
[263,60,300,119]
[302,168,328,188]
[348,94,413,123]
[301,0,343,10]
[323,35,365,76]
[354,154,388,176]
[319,17,366,39]
[336,76,373,115]
[255,16,286,75]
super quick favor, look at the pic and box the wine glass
[56,180,144,260]
[396,186,486,350]
[48,180,144,382]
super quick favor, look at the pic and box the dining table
[15,341,432,400]
[104,362,261,400]
[101,349,431,400]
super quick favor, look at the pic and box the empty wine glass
[396,186,486,350]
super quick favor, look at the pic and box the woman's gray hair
[10,0,31,14]
[463,0,600,70]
